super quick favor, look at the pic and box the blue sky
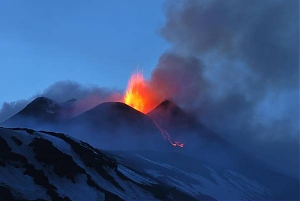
[0,0,169,104]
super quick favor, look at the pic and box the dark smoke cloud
[0,80,122,122]
[150,53,209,109]
[152,0,299,176]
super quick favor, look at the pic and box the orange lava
[124,71,160,114]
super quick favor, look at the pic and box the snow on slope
[112,151,300,201]
[0,127,196,201]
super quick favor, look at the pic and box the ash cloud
[151,0,299,175]
[0,80,122,122]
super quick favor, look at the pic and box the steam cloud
[149,0,299,176]
[0,80,122,122]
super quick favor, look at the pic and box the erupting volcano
[124,71,160,114]
[123,71,184,148]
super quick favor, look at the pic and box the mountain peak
[20,97,60,115]
[147,99,200,137]
[3,97,62,128]
[156,99,177,108]
[148,99,186,119]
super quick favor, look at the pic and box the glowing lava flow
[153,120,184,148]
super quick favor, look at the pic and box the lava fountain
[124,71,184,148]
[124,71,160,114]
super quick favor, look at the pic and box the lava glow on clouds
[124,71,161,114]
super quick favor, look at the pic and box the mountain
[0,98,298,200]
[2,97,77,129]
[2,98,189,150]
[66,102,171,150]
[71,102,158,133]
[0,127,198,201]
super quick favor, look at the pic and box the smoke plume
[149,0,299,176]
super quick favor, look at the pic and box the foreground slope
[0,127,197,201]
[112,150,299,201]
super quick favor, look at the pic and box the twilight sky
[0,0,168,104]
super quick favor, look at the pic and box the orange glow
[124,71,160,114]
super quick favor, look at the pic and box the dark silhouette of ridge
[2,97,77,128]
[3,97,61,127]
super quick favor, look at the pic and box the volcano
[71,102,159,134]
[65,101,179,150]
[2,97,224,149]
[1,97,187,149]
[0,97,299,200]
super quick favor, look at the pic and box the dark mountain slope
[147,99,227,147]
[71,102,159,134]
[65,102,172,150]
[3,97,61,126]
[148,99,198,130]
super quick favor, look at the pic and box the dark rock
[29,138,85,182]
